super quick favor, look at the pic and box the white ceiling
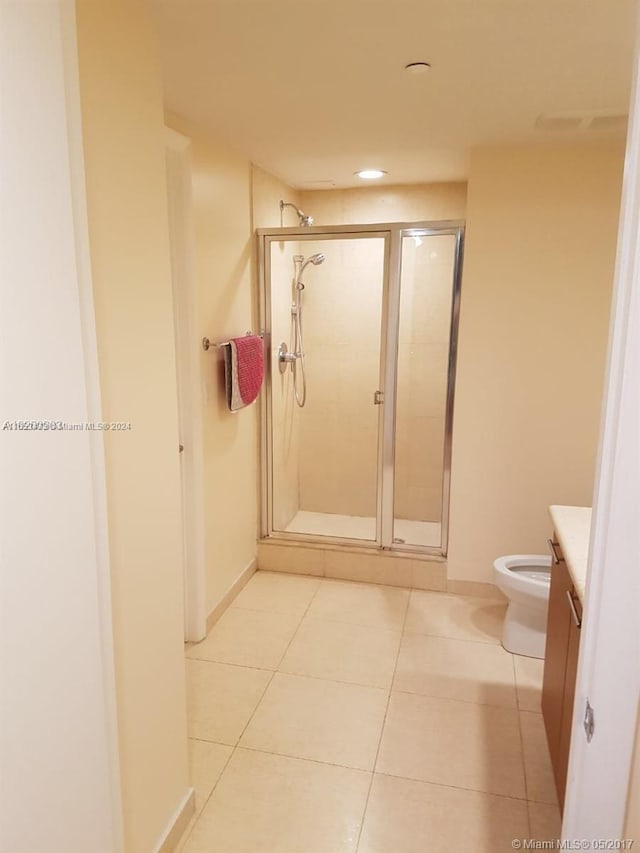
[152,0,635,188]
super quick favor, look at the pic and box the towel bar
[202,330,265,351]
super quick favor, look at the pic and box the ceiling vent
[535,114,583,132]
[587,114,628,133]
[299,179,336,189]
[535,111,628,134]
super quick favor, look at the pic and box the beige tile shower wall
[298,184,467,523]
[447,141,623,582]
[298,238,385,517]
[251,167,302,530]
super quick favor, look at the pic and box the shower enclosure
[257,220,464,556]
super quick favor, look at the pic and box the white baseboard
[154,787,195,853]
[206,558,257,634]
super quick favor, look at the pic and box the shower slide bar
[202,330,265,351]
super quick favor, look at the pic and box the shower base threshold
[284,510,441,549]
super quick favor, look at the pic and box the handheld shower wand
[280,199,314,227]
[297,253,325,278]
[278,252,326,407]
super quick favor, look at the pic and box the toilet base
[501,600,548,659]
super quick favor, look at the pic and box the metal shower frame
[257,219,465,557]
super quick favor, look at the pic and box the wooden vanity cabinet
[541,536,582,812]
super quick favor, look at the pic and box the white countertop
[548,505,592,604]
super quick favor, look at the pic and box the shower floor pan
[284,510,441,548]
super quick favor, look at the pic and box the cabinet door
[541,548,572,779]
[556,589,582,810]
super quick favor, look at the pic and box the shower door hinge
[373,390,384,405]
[584,699,595,743]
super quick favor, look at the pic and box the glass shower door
[391,230,460,550]
[267,233,389,543]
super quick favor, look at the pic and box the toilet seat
[493,554,552,658]
[494,555,551,602]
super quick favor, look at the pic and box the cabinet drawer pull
[547,538,562,564]
[566,589,582,628]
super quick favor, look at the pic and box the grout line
[265,670,390,693]
[188,735,236,747]
[411,587,503,604]
[184,739,534,806]
[354,583,411,852]
[307,575,412,592]
[188,652,393,691]
[233,574,325,748]
[278,576,325,660]
[226,603,318,616]
[179,578,322,850]
[233,668,276,748]
[236,744,374,774]
[372,767,531,802]
[177,739,236,851]
[402,627,502,646]
[190,664,520,710]
[179,658,280,848]
[185,656,276,673]
[401,627,506,646]
[389,687,519,710]
[513,654,533,838]
[290,614,405,634]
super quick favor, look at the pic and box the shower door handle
[373,390,384,405]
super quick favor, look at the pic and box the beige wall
[448,141,624,582]
[251,167,302,530]
[300,183,468,226]
[76,2,189,850]
[166,115,260,615]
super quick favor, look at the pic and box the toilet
[493,554,552,659]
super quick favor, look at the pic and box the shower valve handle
[278,342,297,373]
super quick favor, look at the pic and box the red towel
[231,335,264,406]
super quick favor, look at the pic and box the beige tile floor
[179,571,561,853]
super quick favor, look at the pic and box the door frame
[165,128,207,642]
[562,18,640,839]
[257,220,464,556]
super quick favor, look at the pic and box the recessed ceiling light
[404,62,431,74]
[355,169,387,180]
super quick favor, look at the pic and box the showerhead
[280,199,314,227]
[298,252,326,275]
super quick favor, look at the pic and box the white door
[165,129,207,642]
